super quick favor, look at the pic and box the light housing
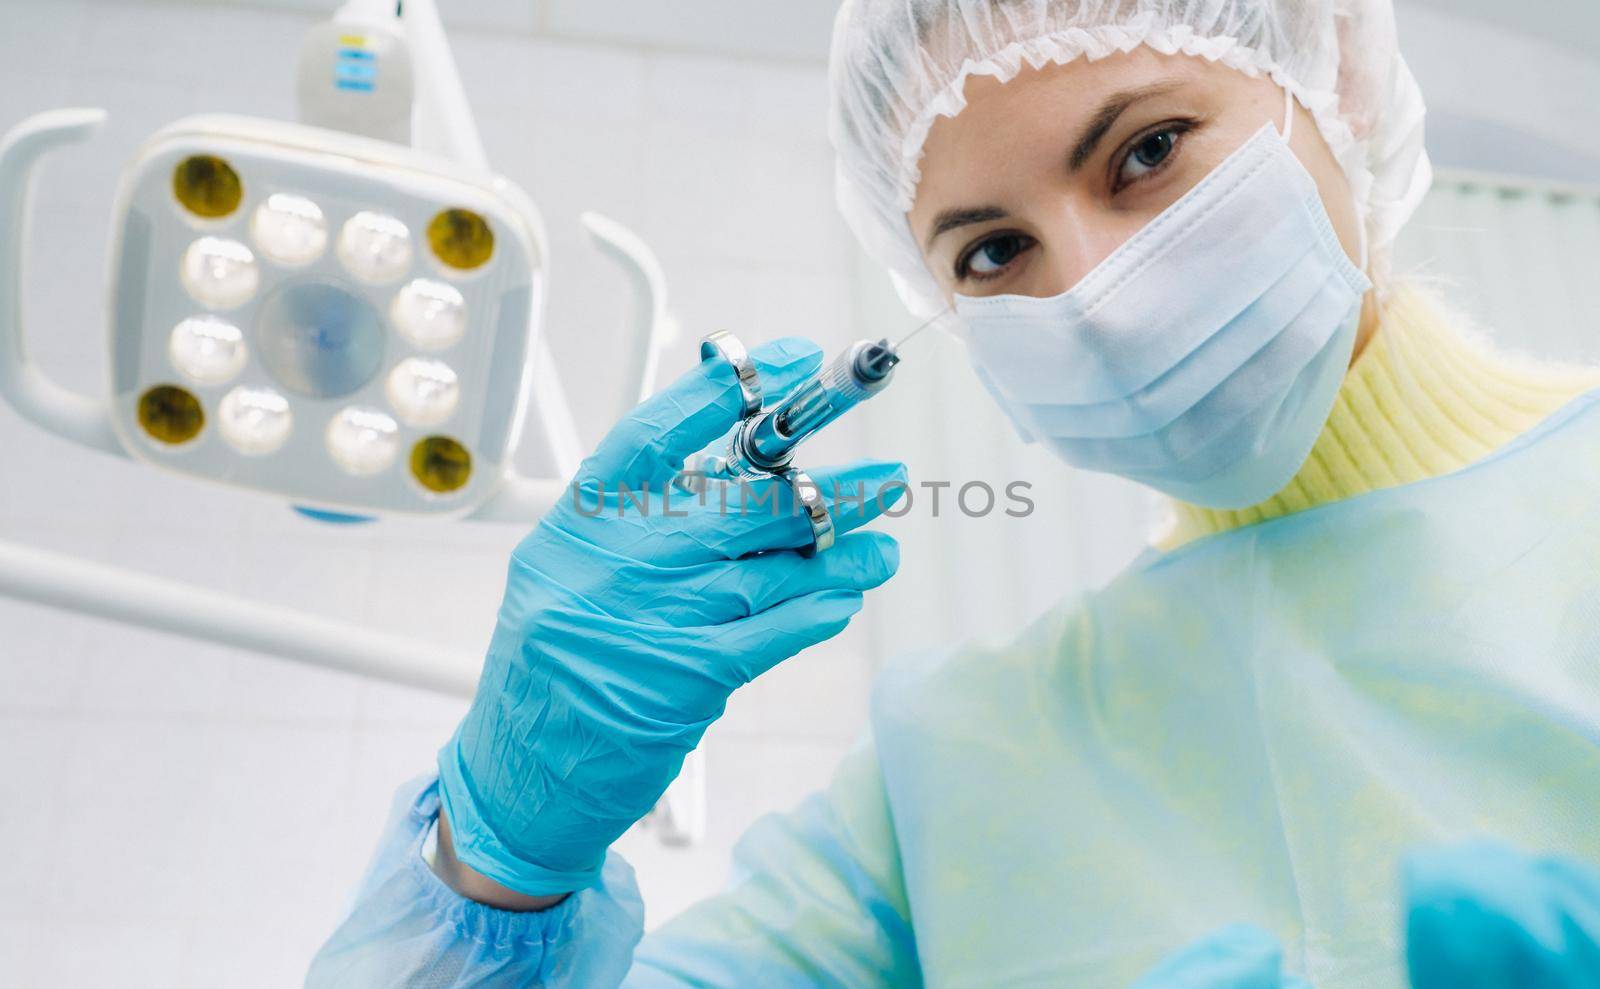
[105,114,547,517]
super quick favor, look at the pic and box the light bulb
[386,358,460,428]
[410,436,473,494]
[326,406,399,476]
[251,193,327,266]
[168,315,247,386]
[172,155,242,220]
[426,208,494,271]
[390,278,467,350]
[218,387,292,455]
[137,384,205,445]
[336,211,412,284]
[180,236,260,310]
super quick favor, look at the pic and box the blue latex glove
[439,337,907,896]
[1130,925,1310,989]
[1405,843,1600,988]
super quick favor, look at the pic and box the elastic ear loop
[1356,211,1371,273]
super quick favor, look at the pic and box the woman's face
[908,47,1366,305]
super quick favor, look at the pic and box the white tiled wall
[0,1,878,984]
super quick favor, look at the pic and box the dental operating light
[1,106,674,523]
[108,114,546,516]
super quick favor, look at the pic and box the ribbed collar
[1163,284,1600,547]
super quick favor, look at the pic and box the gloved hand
[1129,925,1310,989]
[1404,843,1600,988]
[438,337,907,896]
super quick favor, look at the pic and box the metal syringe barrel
[725,338,899,476]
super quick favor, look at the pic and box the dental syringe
[684,313,942,553]
[716,337,902,479]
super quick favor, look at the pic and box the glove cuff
[435,737,606,897]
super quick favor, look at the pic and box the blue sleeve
[626,739,922,988]
[312,741,918,989]
[306,774,645,988]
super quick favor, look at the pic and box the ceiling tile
[204,0,537,34]
[541,0,836,62]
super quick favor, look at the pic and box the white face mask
[952,103,1372,510]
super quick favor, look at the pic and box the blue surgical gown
[310,391,1600,988]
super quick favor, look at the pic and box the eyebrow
[1068,80,1185,172]
[922,79,1185,252]
[924,205,1010,251]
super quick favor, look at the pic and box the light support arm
[580,211,679,411]
[335,0,399,23]
[0,537,477,699]
[0,109,126,458]
[402,0,488,170]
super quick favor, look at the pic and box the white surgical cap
[827,0,1432,317]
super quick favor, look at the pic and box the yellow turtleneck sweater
[1163,283,1600,548]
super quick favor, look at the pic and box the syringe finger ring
[781,468,835,558]
[700,330,763,418]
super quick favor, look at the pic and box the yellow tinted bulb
[173,155,243,219]
[426,208,494,271]
[410,436,472,493]
[138,385,205,444]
